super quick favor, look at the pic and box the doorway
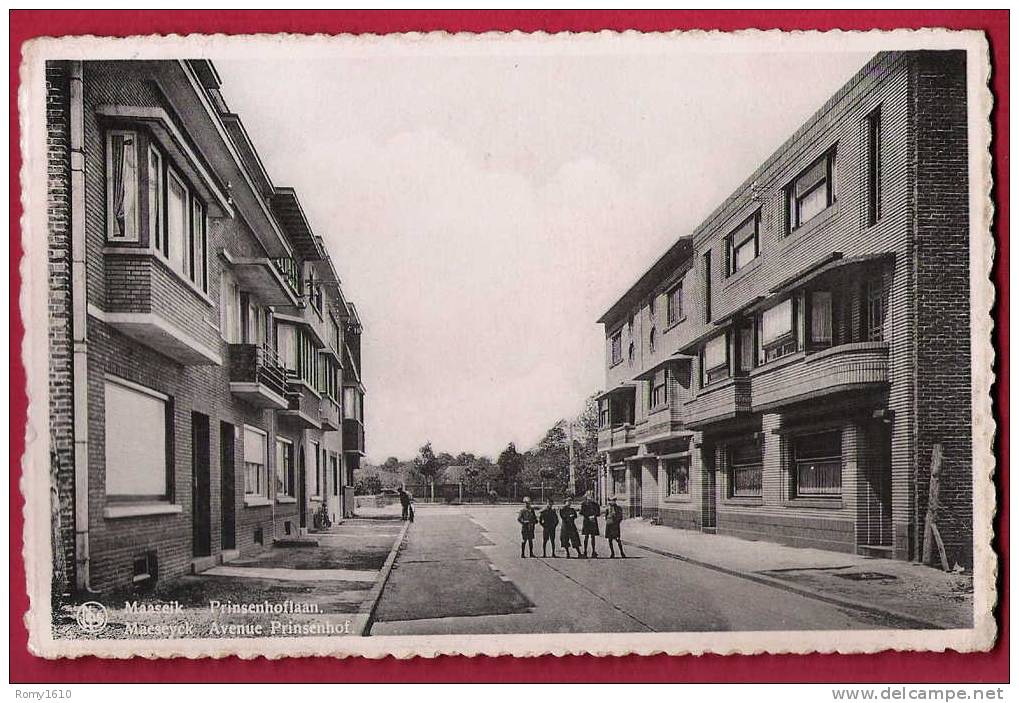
[220,421,236,551]
[191,412,212,558]
[701,442,717,532]
[298,445,308,530]
[859,423,893,548]
[629,464,642,518]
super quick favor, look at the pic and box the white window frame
[243,425,269,499]
[276,437,295,498]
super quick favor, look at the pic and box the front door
[701,442,717,531]
[191,412,212,558]
[220,421,236,551]
[859,423,893,547]
[629,464,642,518]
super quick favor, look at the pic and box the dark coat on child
[580,498,601,536]
[517,505,538,540]
[604,502,624,540]
[559,505,581,548]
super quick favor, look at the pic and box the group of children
[517,491,627,559]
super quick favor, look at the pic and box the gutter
[69,61,96,593]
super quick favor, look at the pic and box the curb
[623,539,946,630]
[357,518,411,636]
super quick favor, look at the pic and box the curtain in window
[109,134,137,239]
[811,292,833,344]
[762,298,793,345]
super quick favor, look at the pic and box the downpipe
[68,61,97,595]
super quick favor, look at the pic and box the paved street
[370,505,918,635]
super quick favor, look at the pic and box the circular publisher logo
[75,601,109,634]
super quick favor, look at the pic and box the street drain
[835,572,899,582]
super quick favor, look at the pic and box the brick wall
[912,50,972,567]
[46,61,75,594]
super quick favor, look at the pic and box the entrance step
[857,544,894,559]
[221,549,240,563]
[190,555,217,574]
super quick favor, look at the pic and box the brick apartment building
[596,51,972,567]
[46,59,367,595]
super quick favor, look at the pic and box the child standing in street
[604,496,626,558]
[538,498,559,557]
[517,497,538,558]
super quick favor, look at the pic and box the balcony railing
[280,372,323,429]
[597,424,636,452]
[343,418,365,454]
[683,376,752,429]
[272,257,303,301]
[227,343,289,408]
[751,342,889,412]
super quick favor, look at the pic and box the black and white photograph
[18,27,996,659]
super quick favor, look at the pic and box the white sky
[215,45,872,462]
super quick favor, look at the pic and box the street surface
[371,504,911,635]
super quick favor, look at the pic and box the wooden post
[921,444,951,572]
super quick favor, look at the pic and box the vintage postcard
[18,27,997,660]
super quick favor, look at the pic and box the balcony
[102,249,221,365]
[684,376,751,429]
[320,396,341,431]
[227,255,301,307]
[751,342,889,412]
[343,418,365,455]
[597,424,637,453]
[634,414,688,443]
[280,377,322,429]
[227,344,289,409]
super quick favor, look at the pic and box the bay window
[650,369,667,409]
[667,281,684,325]
[791,430,842,497]
[609,330,623,366]
[809,291,834,347]
[104,377,169,500]
[865,277,886,342]
[243,425,268,499]
[761,297,797,362]
[106,131,139,241]
[702,332,729,385]
[147,146,163,247]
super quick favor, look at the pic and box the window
[243,425,268,498]
[761,298,797,362]
[650,369,667,409]
[104,378,169,499]
[666,457,690,496]
[166,170,189,274]
[703,250,712,322]
[106,131,139,241]
[792,430,842,497]
[787,149,836,232]
[648,295,656,320]
[611,467,627,496]
[610,330,623,366]
[809,291,833,347]
[320,357,341,400]
[344,387,363,421]
[627,341,635,367]
[312,441,321,496]
[147,146,163,249]
[667,282,684,325]
[727,214,759,275]
[867,109,883,226]
[599,401,610,429]
[276,438,295,498]
[738,322,755,374]
[277,323,296,370]
[729,440,763,498]
[865,277,886,342]
[219,270,240,343]
[190,198,207,292]
[648,327,657,353]
[702,333,729,385]
[331,455,340,496]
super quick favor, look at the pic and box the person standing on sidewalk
[604,496,626,558]
[580,491,601,558]
[517,497,538,558]
[559,499,582,558]
[398,487,413,521]
[538,498,559,557]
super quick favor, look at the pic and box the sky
[215,43,872,463]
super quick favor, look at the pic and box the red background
[9,10,1009,684]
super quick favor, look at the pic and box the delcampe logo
[75,601,109,634]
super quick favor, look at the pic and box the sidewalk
[622,519,973,629]
[53,516,406,640]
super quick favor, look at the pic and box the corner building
[597,51,971,567]
[46,59,367,594]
